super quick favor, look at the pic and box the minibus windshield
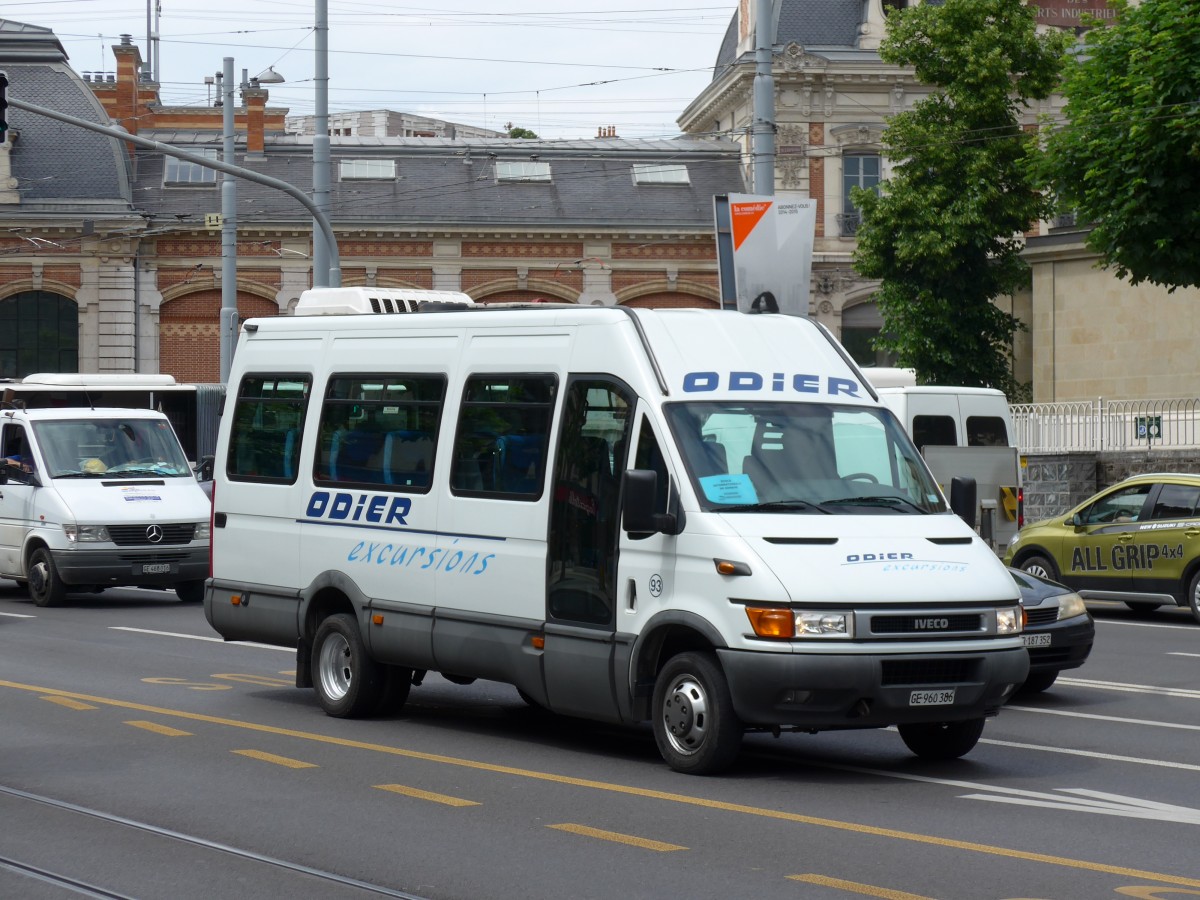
[34,418,193,478]
[663,401,947,514]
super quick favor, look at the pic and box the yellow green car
[1004,472,1200,624]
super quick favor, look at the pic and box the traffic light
[0,71,8,139]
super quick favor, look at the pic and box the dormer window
[339,159,396,180]
[632,163,690,185]
[496,161,551,182]
[163,148,218,185]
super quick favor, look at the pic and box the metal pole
[312,0,336,286]
[220,58,238,384]
[752,0,776,195]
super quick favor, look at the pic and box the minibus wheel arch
[629,612,726,720]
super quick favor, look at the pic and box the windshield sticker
[701,474,759,505]
[120,487,162,502]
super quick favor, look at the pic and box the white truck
[203,289,1028,774]
[0,406,212,606]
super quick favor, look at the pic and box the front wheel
[28,548,67,608]
[1019,553,1057,581]
[175,580,205,604]
[652,651,742,775]
[898,718,985,759]
[311,613,385,718]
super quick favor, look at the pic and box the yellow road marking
[789,873,934,899]
[41,695,96,710]
[125,720,192,737]
[4,679,1199,889]
[232,749,317,769]
[548,823,686,852]
[375,783,480,807]
[213,673,293,687]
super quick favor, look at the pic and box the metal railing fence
[1012,397,1200,453]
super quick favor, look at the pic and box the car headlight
[1056,591,1087,620]
[1009,531,1021,547]
[744,607,855,639]
[997,606,1022,634]
[63,524,111,543]
[193,522,211,541]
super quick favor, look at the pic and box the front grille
[881,658,980,686]
[870,614,983,635]
[108,524,196,546]
[116,551,191,562]
[1025,607,1058,626]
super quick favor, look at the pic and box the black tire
[175,580,205,604]
[28,548,67,608]
[1124,600,1162,613]
[1018,671,1059,694]
[374,665,414,716]
[898,717,985,759]
[652,651,743,775]
[311,613,385,718]
[1188,570,1200,626]
[1019,553,1058,582]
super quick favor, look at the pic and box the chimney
[595,125,619,139]
[242,81,269,155]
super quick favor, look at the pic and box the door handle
[1117,534,1134,542]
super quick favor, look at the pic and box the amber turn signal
[531,634,545,650]
[744,606,794,639]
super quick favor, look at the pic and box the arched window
[0,291,79,377]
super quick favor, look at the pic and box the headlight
[744,607,855,639]
[1009,531,1021,547]
[997,606,1022,634]
[193,522,211,541]
[1056,591,1087,620]
[63,524,111,543]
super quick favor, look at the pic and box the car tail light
[1017,486,1024,529]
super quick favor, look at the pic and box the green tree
[1039,0,1200,290]
[508,126,539,139]
[853,0,1070,395]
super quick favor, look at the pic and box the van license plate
[909,689,955,706]
[140,563,172,575]
[1023,633,1052,647]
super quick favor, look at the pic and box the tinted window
[314,374,445,491]
[227,375,310,483]
[912,415,957,448]
[450,375,556,498]
[1081,483,1152,525]
[1149,483,1200,521]
[966,416,1009,447]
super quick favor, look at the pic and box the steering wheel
[843,472,880,483]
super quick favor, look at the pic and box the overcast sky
[6,0,733,140]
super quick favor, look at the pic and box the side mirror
[622,469,678,536]
[194,454,215,482]
[949,476,977,528]
[1070,512,1084,528]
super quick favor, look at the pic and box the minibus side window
[911,414,956,449]
[227,374,310,483]
[965,416,1009,447]
[450,375,557,499]
[313,374,446,492]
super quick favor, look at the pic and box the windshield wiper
[52,471,107,479]
[714,499,832,515]
[824,495,928,513]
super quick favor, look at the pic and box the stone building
[0,21,742,382]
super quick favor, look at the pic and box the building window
[841,154,881,236]
[163,148,219,185]
[0,291,78,378]
[339,159,396,180]
[632,163,690,185]
[495,161,552,183]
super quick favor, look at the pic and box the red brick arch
[621,292,718,309]
[160,289,279,382]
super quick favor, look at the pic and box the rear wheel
[898,718,985,759]
[652,651,742,775]
[1019,553,1057,581]
[311,613,385,717]
[1187,570,1200,625]
[28,548,67,608]
[175,580,205,604]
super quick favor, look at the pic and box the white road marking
[108,626,294,652]
[0,612,36,618]
[1169,651,1200,658]
[1094,617,1195,631]
[1006,704,1200,732]
[822,760,1200,824]
[979,737,1200,772]
[1054,676,1200,700]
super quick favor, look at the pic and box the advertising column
[717,192,817,317]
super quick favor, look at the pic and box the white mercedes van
[0,406,211,606]
[204,291,1028,774]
